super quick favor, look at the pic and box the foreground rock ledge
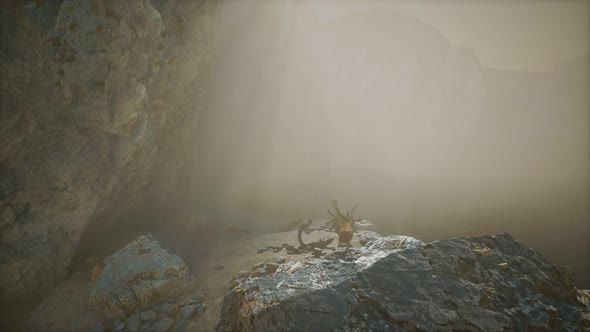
[216,234,590,332]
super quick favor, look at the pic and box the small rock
[154,317,174,332]
[229,278,243,289]
[197,303,206,316]
[257,247,267,254]
[140,321,154,332]
[287,261,304,275]
[191,290,205,302]
[126,313,142,332]
[312,248,323,258]
[140,310,157,321]
[158,302,179,316]
[497,262,509,271]
[181,305,195,318]
[473,247,493,256]
[115,322,125,332]
[253,262,265,270]
[359,231,381,246]
[265,263,279,274]
[251,267,267,278]
[276,256,286,264]
[238,270,250,278]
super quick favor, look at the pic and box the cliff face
[0,0,220,303]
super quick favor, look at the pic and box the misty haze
[1,1,588,331]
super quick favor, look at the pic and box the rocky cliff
[0,0,220,303]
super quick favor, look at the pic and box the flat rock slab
[216,233,590,332]
[88,235,197,320]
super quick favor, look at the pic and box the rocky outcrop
[216,233,590,331]
[0,0,220,303]
[88,235,197,320]
[87,235,206,331]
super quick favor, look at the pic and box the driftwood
[327,199,360,244]
[297,219,334,250]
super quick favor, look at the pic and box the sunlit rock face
[0,0,219,303]
[216,234,590,331]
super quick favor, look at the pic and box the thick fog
[189,1,589,286]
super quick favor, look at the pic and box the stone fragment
[197,303,206,316]
[276,256,286,264]
[114,322,125,331]
[154,317,174,332]
[158,302,179,316]
[140,310,157,322]
[238,270,250,278]
[265,263,279,274]
[251,268,267,278]
[229,278,243,289]
[125,313,142,332]
[181,305,195,318]
[497,262,509,270]
[253,262,265,270]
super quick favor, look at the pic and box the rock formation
[0,0,220,303]
[87,235,206,331]
[216,233,590,331]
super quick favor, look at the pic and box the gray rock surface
[358,231,381,246]
[0,0,220,303]
[216,233,590,331]
[88,235,197,320]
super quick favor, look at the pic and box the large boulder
[216,233,590,331]
[88,235,197,321]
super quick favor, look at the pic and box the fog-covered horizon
[190,1,589,286]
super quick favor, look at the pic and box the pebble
[276,256,286,264]
[191,290,205,302]
[115,323,125,332]
[265,263,279,274]
[253,261,265,269]
[287,261,304,274]
[140,310,157,321]
[197,303,207,316]
[158,302,179,316]
[229,278,243,289]
[251,267,267,278]
[154,317,174,332]
[497,262,509,271]
[238,270,250,278]
[181,305,195,318]
[126,313,142,332]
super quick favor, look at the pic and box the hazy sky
[307,0,589,71]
